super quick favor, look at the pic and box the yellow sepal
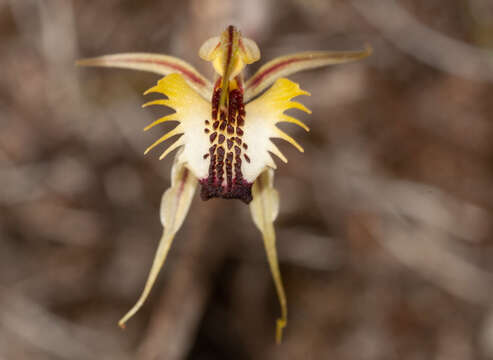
[249,169,286,344]
[118,154,197,328]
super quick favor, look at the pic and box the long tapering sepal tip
[276,318,287,344]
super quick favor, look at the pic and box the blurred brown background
[1,0,493,359]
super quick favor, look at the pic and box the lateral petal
[77,53,213,99]
[244,46,372,101]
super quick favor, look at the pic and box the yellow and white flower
[78,25,371,343]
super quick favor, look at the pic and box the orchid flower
[78,25,371,343]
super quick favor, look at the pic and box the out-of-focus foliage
[1,0,493,359]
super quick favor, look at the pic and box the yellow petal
[289,101,312,114]
[77,53,213,99]
[143,114,179,131]
[242,78,309,182]
[268,142,288,164]
[249,169,286,343]
[142,99,171,108]
[159,137,185,160]
[244,46,372,101]
[143,74,211,180]
[281,114,310,132]
[275,128,304,153]
[118,155,197,328]
[144,126,183,155]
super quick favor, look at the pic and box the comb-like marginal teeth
[143,85,162,96]
[284,86,311,100]
[297,89,311,97]
[275,128,304,153]
[267,80,310,102]
[280,114,310,132]
[143,113,179,131]
[142,99,171,108]
[289,101,311,114]
[266,156,278,170]
[144,126,183,155]
[268,141,288,163]
[159,137,184,160]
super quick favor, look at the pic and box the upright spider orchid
[78,25,371,342]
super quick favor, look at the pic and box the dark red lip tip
[199,178,253,204]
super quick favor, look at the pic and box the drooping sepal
[77,53,213,99]
[118,154,197,328]
[244,46,372,101]
[249,169,285,343]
